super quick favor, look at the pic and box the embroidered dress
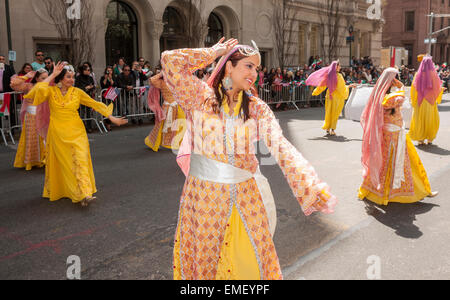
[358,91,431,205]
[162,48,336,280]
[10,76,45,170]
[24,82,113,203]
[312,73,349,131]
[145,75,186,151]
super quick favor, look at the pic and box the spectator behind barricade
[82,62,97,88]
[196,69,205,80]
[267,68,276,85]
[100,66,116,90]
[44,57,54,75]
[132,61,149,88]
[76,64,96,133]
[0,54,15,93]
[31,50,46,71]
[143,61,153,78]
[17,63,33,76]
[116,65,135,117]
[132,61,149,125]
[100,66,117,131]
[114,57,126,76]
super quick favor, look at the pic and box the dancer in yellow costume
[10,69,48,170]
[145,73,186,151]
[409,55,444,145]
[24,62,128,206]
[358,68,438,206]
[163,38,337,280]
[306,61,355,136]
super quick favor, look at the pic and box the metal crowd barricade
[258,83,326,110]
[0,91,23,146]
[79,92,106,134]
[98,86,156,132]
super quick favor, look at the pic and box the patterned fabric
[361,93,415,198]
[162,48,336,280]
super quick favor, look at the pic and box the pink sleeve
[254,99,337,215]
[161,48,216,112]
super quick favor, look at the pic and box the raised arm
[161,38,238,112]
[255,99,337,215]
[10,73,35,94]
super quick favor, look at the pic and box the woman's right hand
[212,37,239,58]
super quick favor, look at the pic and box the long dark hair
[210,51,255,122]
[31,69,48,84]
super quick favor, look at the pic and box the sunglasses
[124,69,131,72]
[36,54,44,57]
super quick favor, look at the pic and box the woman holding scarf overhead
[409,55,444,145]
[306,61,355,136]
[24,62,128,207]
[162,38,337,280]
[358,68,438,205]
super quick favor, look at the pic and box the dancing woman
[358,68,438,205]
[144,73,186,151]
[306,61,355,136]
[409,56,444,145]
[162,38,337,280]
[10,69,48,170]
[24,62,128,206]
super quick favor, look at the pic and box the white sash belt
[189,153,277,237]
[163,101,178,133]
[384,123,406,189]
[26,105,37,115]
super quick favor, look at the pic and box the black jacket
[1,64,16,93]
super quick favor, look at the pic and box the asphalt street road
[1,95,449,280]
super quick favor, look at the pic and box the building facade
[383,0,450,69]
[0,0,382,75]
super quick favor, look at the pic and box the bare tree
[318,0,345,63]
[42,0,96,68]
[184,0,206,48]
[272,0,299,70]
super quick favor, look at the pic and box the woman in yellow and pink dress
[162,38,337,280]
[306,61,355,136]
[358,68,438,205]
[145,73,186,151]
[10,69,48,170]
[409,55,444,145]
[24,62,128,206]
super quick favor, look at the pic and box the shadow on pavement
[416,144,450,156]
[362,200,439,239]
[308,135,362,143]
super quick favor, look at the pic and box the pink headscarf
[413,56,442,106]
[360,68,398,189]
[147,86,165,123]
[305,61,338,99]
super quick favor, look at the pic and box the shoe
[80,196,96,207]
[428,191,439,198]
[418,141,425,145]
[427,141,433,145]
[330,130,336,136]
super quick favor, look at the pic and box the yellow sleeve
[24,82,51,106]
[312,86,327,96]
[334,74,349,100]
[437,88,444,104]
[382,92,405,108]
[77,88,114,117]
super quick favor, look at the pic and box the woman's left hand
[109,116,128,127]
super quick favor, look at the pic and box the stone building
[383,0,450,69]
[0,0,382,75]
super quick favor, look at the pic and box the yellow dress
[312,73,349,131]
[25,82,113,203]
[144,76,186,151]
[358,91,431,205]
[162,48,336,280]
[408,75,443,143]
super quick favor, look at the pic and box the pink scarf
[360,68,398,189]
[147,86,165,123]
[305,61,338,99]
[413,56,442,106]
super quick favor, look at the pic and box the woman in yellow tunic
[162,38,337,280]
[358,68,438,205]
[409,56,444,145]
[145,73,186,151]
[10,69,48,170]
[306,61,355,136]
[24,63,128,206]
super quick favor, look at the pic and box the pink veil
[360,67,398,189]
[305,61,338,98]
[413,56,442,106]
[147,86,165,123]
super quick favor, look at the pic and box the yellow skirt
[359,136,431,205]
[322,96,345,131]
[173,206,261,280]
[409,101,440,142]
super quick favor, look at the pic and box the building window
[105,1,138,66]
[205,13,224,47]
[160,7,186,52]
[405,11,415,32]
